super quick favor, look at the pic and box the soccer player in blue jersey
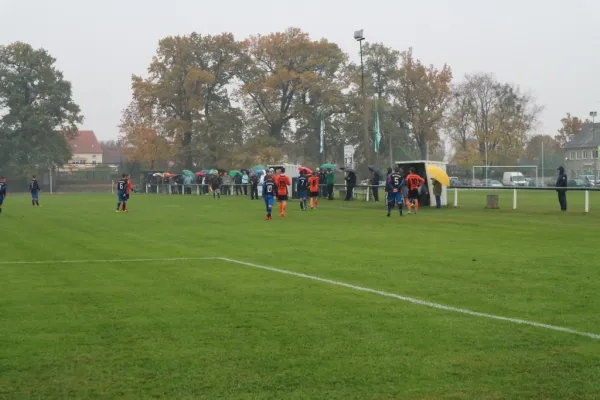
[30,175,41,207]
[262,172,276,220]
[386,167,405,217]
[296,170,309,211]
[116,174,128,213]
[0,177,6,215]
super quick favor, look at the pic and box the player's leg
[387,194,395,217]
[299,194,304,210]
[397,197,404,216]
[31,194,35,206]
[314,195,319,209]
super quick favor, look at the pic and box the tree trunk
[182,131,193,169]
[269,121,284,141]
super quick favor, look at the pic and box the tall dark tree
[0,42,82,175]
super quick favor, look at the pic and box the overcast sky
[2,0,599,141]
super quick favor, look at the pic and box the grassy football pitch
[1,191,600,399]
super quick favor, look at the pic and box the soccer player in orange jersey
[274,168,291,217]
[404,167,425,214]
[308,171,320,209]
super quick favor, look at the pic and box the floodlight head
[354,29,365,41]
[590,111,598,117]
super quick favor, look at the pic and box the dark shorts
[408,189,419,200]
[31,192,39,199]
[297,191,307,199]
[388,192,403,203]
[277,195,288,201]
[309,191,319,198]
[0,196,4,206]
[118,192,126,202]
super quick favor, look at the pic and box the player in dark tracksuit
[116,174,129,212]
[262,173,276,220]
[296,171,309,211]
[0,177,6,215]
[386,168,405,217]
[30,175,41,207]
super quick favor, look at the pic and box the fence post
[146,184,149,194]
[197,185,200,195]
[453,188,458,208]
[156,185,159,194]
[585,190,589,213]
[111,180,114,194]
[49,168,53,194]
[366,186,370,202]
[513,189,517,210]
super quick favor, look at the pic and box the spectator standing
[371,169,380,202]
[242,171,249,195]
[344,171,356,201]
[326,169,335,200]
[250,172,259,200]
[318,168,327,197]
[556,166,568,211]
[234,173,243,195]
[432,178,442,208]
[222,174,231,195]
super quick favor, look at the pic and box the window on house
[594,150,599,158]
[92,154,96,158]
[576,151,582,159]
[583,151,588,159]
[570,151,575,159]
[92,161,97,165]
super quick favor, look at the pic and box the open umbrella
[426,165,450,186]
[182,170,194,177]
[241,168,250,174]
[229,170,242,177]
[320,163,336,170]
[251,165,265,172]
[195,172,205,177]
[299,166,313,175]
[208,169,218,175]
[343,168,356,174]
[368,166,380,172]
[153,172,163,177]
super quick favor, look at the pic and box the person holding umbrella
[326,168,335,200]
[556,166,568,211]
[241,170,249,195]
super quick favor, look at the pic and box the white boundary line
[0,257,216,265]
[2,256,599,340]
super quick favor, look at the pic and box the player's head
[409,167,416,174]
[313,170,318,176]
[299,170,305,176]
[394,166,401,173]
[122,173,127,178]
[0,176,5,183]
[32,175,36,179]
[387,167,392,174]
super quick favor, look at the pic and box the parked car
[568,179,592,187]
[482,179,503,187]
[450,177,460,186]
[471,179,483,187]
[503,172,528,187]
[579,175,596,186]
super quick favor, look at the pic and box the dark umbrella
[368,166,379,172]
[344,168,356,174]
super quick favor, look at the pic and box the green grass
[1,191,600,399]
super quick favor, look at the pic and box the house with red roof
[66,130,103,166]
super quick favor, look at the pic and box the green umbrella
[320,163,336,170]
[251,165,265,171]
[208,169,218,175]
[229,170,242,177]
[182,170,194,177]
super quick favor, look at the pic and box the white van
[503,172,528,187]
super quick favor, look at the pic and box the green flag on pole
[320,112,325,154]
[374,107,381,152]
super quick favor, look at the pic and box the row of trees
[120,28,535,170]
[0,34,594,177]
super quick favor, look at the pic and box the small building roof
[565,123,600,149]
[67,130,102,154]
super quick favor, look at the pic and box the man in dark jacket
[556,166,568,211]
[234,173,243,195]
[250,173,259,200]
[371,170,380,202]
[344,171,356,201]
[318,169,327,197]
